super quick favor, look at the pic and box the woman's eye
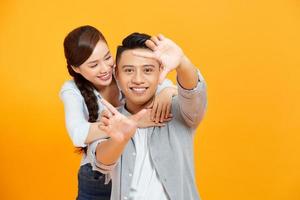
[90,64,98,68]
[105,56,112,60]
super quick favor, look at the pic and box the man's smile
[129,87,149,95]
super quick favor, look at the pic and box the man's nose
[132,70,144,84]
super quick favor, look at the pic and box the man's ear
[71,65,80,74]
[114,64,119,79]
[159,63,164,72]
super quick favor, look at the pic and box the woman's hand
[98,99,146,143]
[149,86,177,123]
[137,108,169,128]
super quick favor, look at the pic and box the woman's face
[72,40,114,89]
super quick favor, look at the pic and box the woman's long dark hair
[63,25,107,153]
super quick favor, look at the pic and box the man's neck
[125,97,155,114]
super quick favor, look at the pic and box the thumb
[159,68,169,84]
[131,109,147,121]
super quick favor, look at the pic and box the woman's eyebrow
[103,51,110,58]
[87,51,110,64]
[87,60,98,64]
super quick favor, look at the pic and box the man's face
[116,48,161,109]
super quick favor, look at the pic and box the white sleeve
[60,88,91,147]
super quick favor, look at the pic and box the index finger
[101,109,111,118]
[145,40,158,51]
[157,34,165,41]
[101,98,119,115]
[132,50,161,64]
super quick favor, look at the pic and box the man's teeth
[131,88,147,92]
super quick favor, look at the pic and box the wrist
[110,135,132,145]
[160,86,176,98]
[170,86,178,97]
[166,86,177,97]
[177,55,190,71]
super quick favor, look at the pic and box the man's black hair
[116,32,151,64]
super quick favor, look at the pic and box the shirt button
[132,152,136,156]
[124,197,128,200]
[129,173,132,177]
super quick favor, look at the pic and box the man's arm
[135,34,207,128]
[176,56,198,89]
[177,67,207,128]
[87,100,146,173]
[175,54,207,128]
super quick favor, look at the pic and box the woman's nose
[99,62,111,73]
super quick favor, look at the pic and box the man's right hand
[99,99,147,143]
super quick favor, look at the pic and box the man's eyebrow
[122,65,134,68]
[143,64,155,68]
[122,64,155,68]
[87,51,110,64]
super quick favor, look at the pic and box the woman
[60,25,177,200]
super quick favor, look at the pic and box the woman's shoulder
[59,80,81,96]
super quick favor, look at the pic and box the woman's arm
[60,84,108,146]
[151,85,177,123]
[148,78,178,123]
[85,122,108,144]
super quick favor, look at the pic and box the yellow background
[0,0,299,199]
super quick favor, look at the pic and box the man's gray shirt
[88,70,207,200]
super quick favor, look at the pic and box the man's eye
[144,68,153,73]
[124,69,133,73]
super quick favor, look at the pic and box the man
[87,32,207,200]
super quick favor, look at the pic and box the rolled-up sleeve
[59,86,90,147]
[177,69,207,128]
[87,139,118,184]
